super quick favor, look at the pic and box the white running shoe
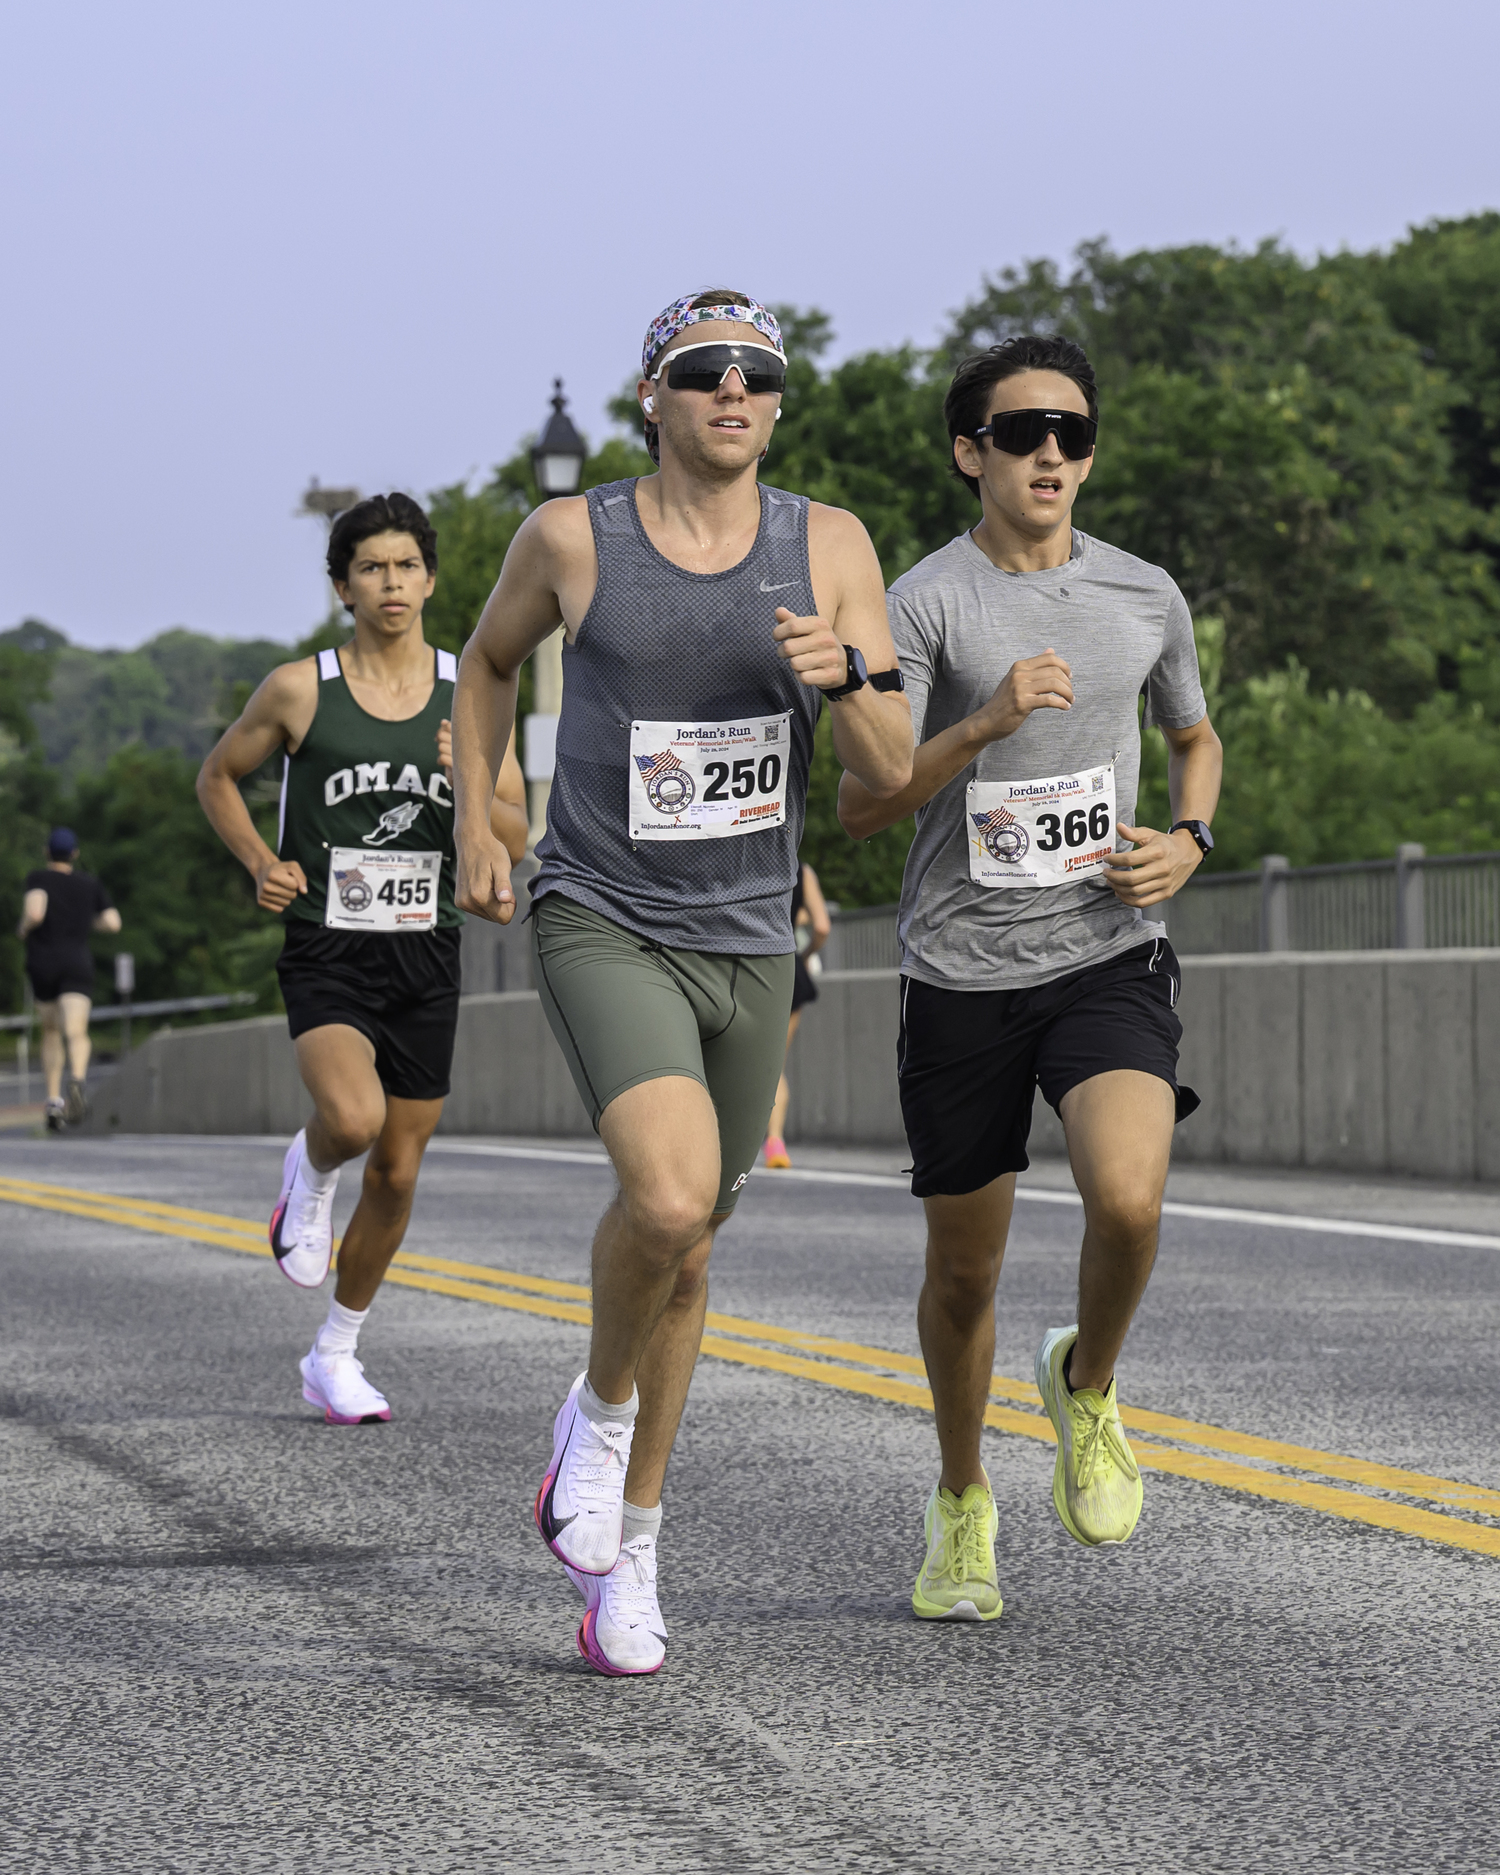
[269,1130,337,1288]
[299,1344,391,1425]
[566,1536,667,1677]
[533,1372,632,1576]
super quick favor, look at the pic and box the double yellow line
[4,1172,1499,1560]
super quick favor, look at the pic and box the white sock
[297,1133,339,1194]
[621,1500,661,1545]
[580,1376,638,1426]
[317,1298,367,1358]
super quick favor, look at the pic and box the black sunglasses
[652,340,788,396]
[974,408,1097,461]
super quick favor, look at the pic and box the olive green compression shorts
[530,892,795,1215]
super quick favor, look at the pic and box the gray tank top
[531,477,822,954]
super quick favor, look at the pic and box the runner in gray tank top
[452,287,913,1679]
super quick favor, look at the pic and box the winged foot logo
[365,801,425,845]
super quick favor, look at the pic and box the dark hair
[643,286,758,465]
[944,335,1099,499]
[326,493,438,586]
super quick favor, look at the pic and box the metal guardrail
[0,992,256,1033]
[820,904,902,972]
[822,845,1500,962]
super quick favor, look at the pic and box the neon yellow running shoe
[1034,1325,1143,1546]
[911,1477,1003,1621]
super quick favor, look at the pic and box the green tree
[69,745,284,1013]
[1367,213,1500,519]
[945,239,1500,712]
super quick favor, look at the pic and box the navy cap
[47,827,79,858]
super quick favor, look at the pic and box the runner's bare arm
[93,907,122,934]
[196,660,319,913]
[17,888,47,938]
[436,720,529,864]
[799,863,833,956]
[491,727,530,862]
[1106,713,1223,908]
[837,648,1075,839]
[453,500,594,922]
[778,506,912,799]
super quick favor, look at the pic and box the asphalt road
[2,1132,1498,1874]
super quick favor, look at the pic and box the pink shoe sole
[576,1607,662,1678]
[300,1383,390,1427]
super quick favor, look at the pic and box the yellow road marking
[4,1174,1498,1557]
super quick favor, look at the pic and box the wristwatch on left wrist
[1171,819,1214,856]
[820,645,907,702]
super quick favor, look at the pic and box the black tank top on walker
[530,478,822,955]
[277,645,461,930]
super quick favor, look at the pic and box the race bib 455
[629,715,791,842]
[966,764,1116,889]
[325,847,441,929]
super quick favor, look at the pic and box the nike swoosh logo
[760,578,795,593]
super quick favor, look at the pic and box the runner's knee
[317,1098,385,1159]
[1086,1179,1163,1245]
[363,1155,420,1209]
[925,1244,1003,1320]
[620,1179,716,1261]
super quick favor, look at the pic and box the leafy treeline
[4,214,1499,1014]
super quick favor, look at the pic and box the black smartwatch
[820,645,907,701]
[1171,819,1215,855]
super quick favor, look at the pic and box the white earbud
[775,408,782,420]
[644,395,656,414]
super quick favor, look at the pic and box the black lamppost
[531,380,587,498]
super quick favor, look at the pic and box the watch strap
[1171,818,1214,854]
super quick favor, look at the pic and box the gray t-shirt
[889,527,1206,991]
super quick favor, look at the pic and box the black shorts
[898,937,1199,1198]
[277,922,462,1103]
[791,955,819,1013]
[27,957,94,1003]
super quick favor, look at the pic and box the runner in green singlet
[198,493,528,1424]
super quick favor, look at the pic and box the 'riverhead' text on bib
[965,764,1116,889]
[325,847,441,930]
[629,715,792,842]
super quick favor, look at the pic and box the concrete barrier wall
[83,951,1500,1182]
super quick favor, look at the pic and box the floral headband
[641,294,784,376]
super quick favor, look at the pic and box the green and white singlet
[277,645,461,931]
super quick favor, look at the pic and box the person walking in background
[17,828,122,1131]
[762,858,831,1169]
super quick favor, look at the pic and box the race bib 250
[629,715,791,842]
[966,764,1116,889]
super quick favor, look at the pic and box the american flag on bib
[636,748,686,784]
[972,805,1019,835]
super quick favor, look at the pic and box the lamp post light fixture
[298,478,363,618]
[530,380,587,499]
[525,382,586,848]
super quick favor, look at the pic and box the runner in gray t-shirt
[840,335,1223,1616]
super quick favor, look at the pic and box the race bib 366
[629,715,791,842]
[966,764,1116,889]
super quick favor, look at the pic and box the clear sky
[4,0,1498,649]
